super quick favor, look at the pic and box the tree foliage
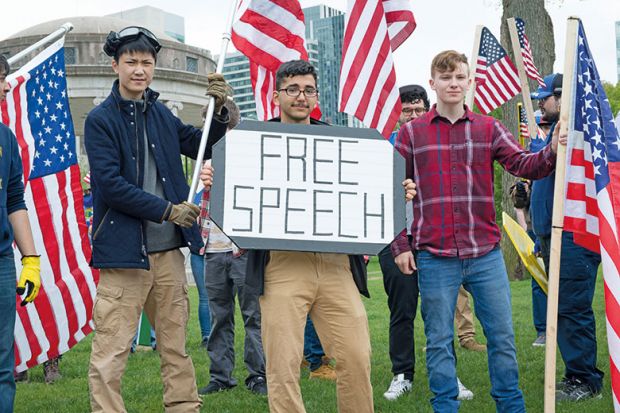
[604,81,620,118]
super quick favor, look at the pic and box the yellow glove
[16,255,41,306]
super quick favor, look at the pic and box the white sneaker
[383,374,412,401]
[457,378,474,400]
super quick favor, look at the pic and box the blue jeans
[0,253,16,413]
[531,277,547,335]
[417,247,524,413]
[190,253,211,342]
[304,317,325,371]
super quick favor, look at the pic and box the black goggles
[103,26,162,57]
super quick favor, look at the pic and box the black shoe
[556,378,602,402]
[198,381,235,395]
[246,376,268,395]
[556,377,573,392]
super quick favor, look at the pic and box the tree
[497,0,556,279]
[604,81,620,117]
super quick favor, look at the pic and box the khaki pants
[88,250,201,413]
[455,286,476,342]
[260,252,373,413]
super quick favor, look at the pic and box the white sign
[210,120,405,255]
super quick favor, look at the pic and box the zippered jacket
[84,80,228,269]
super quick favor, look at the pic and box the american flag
[562,21,620,411]
[515,18,545,88]
[474,27,521,114]
[231,0,320,120]
[339,0,415,139]
[0,38,98,372]
[518,103,529,145]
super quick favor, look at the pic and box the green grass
[15,258,613,412]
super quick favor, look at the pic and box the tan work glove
[206,73,232,114]
[168,202,201,228]
[17,255,41,306]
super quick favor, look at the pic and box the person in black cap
[529,73,604,401]
[85,26,230,412]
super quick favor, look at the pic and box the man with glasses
[85,26,230,412]
[244,59,376,413]
[529,73,603,401]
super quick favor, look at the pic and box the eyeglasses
[278,86,318,98]
[402,107,426,115]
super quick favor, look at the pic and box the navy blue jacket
[0,124,27,256]
[530,123,557,237]
[84,80,227,269]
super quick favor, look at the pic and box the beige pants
[455,286,476,342]
[88,250,201,413]
[260,252,374,413]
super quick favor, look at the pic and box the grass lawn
[15,258,613,412]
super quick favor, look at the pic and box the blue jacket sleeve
[7,129,27,215]
[84,112,171,223]
[176,108,229,160]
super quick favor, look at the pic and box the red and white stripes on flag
[515,18,545,88]
[232,0,314,121]
[0,38,98,372]
[563,21,620,410]
[474,27,521,114]
[339,0,415,139]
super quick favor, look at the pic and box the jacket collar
[110,79,160,110]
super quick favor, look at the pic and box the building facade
[0,11,216,170]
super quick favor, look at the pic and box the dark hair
[275,60,317,89]
[400,86,430,111]
[114,35,158,62]
[0,55,10,77]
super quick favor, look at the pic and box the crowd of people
[0,24,607,413]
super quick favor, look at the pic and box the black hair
[275,60,317,89]
[401,89,430,111]
[0,55,10,77]
[114,35,158,62]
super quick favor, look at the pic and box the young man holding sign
[392,51,563,412]
[244,60,376,413]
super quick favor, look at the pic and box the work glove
[16,255,41,306]
[206,73,232,114]
[509,181,530,209]
[167,202,201,228]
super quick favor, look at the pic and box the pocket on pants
[93,285,123,335]
[167,284,189,328]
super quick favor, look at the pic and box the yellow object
[17,255,41,305]
[502,212,548,294]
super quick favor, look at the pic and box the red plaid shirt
[391,105,556,259]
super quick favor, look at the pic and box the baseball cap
[530,73,563,100]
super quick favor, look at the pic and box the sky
[0,0,618,94]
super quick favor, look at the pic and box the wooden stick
[465,25,483,110]
[507,17,538,142]
[543,16,580,413]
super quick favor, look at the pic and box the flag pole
[543,16,580,413]
[507,17,537,143]
[187,0,240,202]
[465,25,483,109]
[7,23,74,66]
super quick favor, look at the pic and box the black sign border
[210,120,405,255]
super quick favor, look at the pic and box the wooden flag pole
[187,0,240,202]
[465,25,483,109]
[507,17,538,142]
[543,16,580,413]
